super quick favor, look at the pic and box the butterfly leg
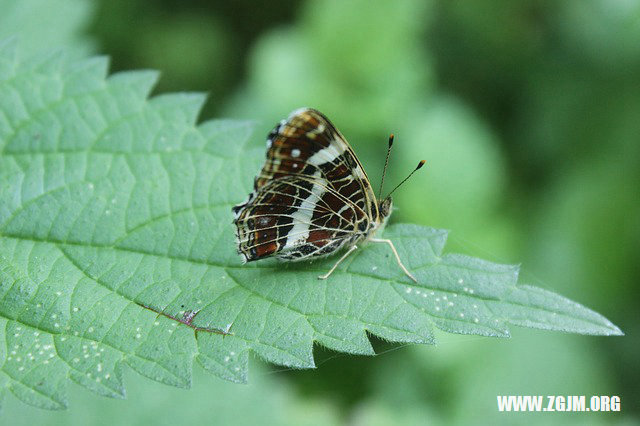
[318,245,359,280]
[369,238,417,283]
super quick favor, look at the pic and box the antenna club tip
[417,160,426,169]
[388,134,394,146]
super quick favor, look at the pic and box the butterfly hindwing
[234,180,348,261]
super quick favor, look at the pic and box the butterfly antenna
[384,160,426,200]
[378,134,394,199]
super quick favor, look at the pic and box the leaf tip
[605,323,624,336]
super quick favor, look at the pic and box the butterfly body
[232,108,417,282]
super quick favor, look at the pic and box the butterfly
[232,108,424,282]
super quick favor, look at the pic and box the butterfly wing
[233,108,379,262]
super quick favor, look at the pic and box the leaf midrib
[2,232,611,335]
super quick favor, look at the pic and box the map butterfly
[232,108,424,282]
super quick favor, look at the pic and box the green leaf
[0,40,622,409]
[2,362,342,426]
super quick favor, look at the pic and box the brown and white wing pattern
[232,108,380,262]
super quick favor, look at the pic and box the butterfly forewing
[233,108,380,262]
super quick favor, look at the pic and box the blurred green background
[2,0,638,424]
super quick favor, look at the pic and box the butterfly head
[379,197,393,219]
